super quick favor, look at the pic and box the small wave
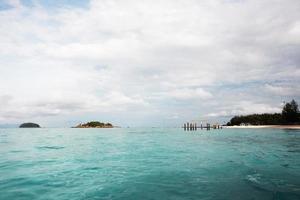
[245,173,276,194]
[9,150,26,153]
[281,164,289,168]
[288,150,300,153]
[245,173,298,196]
[36,146,65,150]
[36,160,57,165]
[246,174,261,184]
[83,167,102,171]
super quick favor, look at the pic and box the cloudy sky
[0,0,299,127]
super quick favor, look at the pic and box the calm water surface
[0,128,299,200]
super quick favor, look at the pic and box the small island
[226,99,300,127]
[74,121,114,128]
[19,122,41,128]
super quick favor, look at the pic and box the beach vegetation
[282,99,299,124]
[19,122,40,128]
[74,121,113,128]
[227,99,300,126]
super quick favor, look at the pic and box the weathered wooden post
[195,123,197,131]
[184,123,186,131]
[187,122,189,131]
[207,123,210,130]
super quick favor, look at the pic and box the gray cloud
[0,0,299,126]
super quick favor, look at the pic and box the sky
[0,0,299,127]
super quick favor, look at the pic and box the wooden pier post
[207,123,210,130]
[184,122,221,131]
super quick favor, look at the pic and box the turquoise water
[0,128,300,200]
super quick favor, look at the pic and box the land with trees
[74,121,114,128]
[227,100,300,126]
[19,122,40,128]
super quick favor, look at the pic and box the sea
[0,128,299,200]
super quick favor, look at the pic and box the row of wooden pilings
[183,123,222,131]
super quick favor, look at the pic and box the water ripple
[0,128,299,200]
[36,146,65,150]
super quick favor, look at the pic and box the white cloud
[206,101,282,118]
[264,84,300,96]
[168,88,212,100]
[0,0,299,126]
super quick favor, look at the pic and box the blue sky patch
[19,0,90,9]
[0,0,13,10]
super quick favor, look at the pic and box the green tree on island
[74,121,113,128]
[227,99,300,126]
[19,122,40,128]
[282,99,299,124]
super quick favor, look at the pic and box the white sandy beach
[225,125,300,129]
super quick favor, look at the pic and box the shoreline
[225,125,300,129]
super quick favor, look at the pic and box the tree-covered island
[19,122,40,128]
[74,121,114,128]
[227,100,300,126]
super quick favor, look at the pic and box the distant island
[227,100,300,126]
[19,122,40,128]
[74,121,114,128]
